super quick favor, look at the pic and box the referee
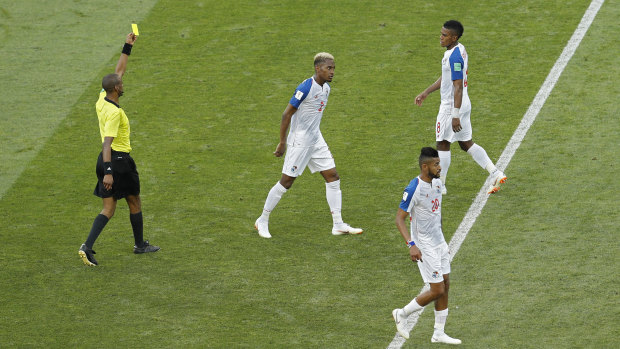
[79,32,159,266]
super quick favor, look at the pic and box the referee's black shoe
[133,240,160,254]
[79,244,98,266]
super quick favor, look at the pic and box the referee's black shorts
[94,150,140,199]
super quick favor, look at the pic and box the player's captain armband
[453,62,462,71]
[295,90,304,100]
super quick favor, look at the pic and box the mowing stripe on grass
[387,0,605,347]
[0,0,159,200]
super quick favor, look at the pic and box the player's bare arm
[273,104,297,157]
[102,136,114,190]
[395,208,423,262]
[415,77,441,106]
[115,33,137,78]
[451,79,463,132]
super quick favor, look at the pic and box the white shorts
[417,242,451,283]
[436,105,472,142]
[282,142,336,177]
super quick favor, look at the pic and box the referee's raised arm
[115,33,137,78]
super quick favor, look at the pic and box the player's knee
[126,196,142,213]
[128,203,141,214]
[434,288,446,299]
[459,140,473,151]
[429,283,446,299]
[436,140,451,151]
[328,173,340,182]
[322,169,339,182]
[280,177,295,189]
[101,208,115,219]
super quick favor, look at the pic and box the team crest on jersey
[314,94,319,99]
[432,271,440,279]
[291,166,297,173]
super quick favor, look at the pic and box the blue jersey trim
[449,47,464,81]
[289,78,313,108]
[399,177,419,212]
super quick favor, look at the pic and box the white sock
[325,180,343,225]
[467,144,497,174]
[434,308,449,335]
[438,150,451,185]
[403,298,423,315]
[260,181,288,221]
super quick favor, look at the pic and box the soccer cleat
[488,171,507,194]
[392,308,409,339]
[255,218,272,238]
[133,240,160,254]
[78,244,98,266]
[331,223,363,235]
[431,333,462,345]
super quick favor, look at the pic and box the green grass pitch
[0,0,618,347]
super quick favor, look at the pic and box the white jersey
[440,42,471,111]
[399,177,446,248]
[287,77,330,147]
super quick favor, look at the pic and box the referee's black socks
[85,214,109,249]
[130,211,144,247]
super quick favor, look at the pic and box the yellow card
[132,23,140,36]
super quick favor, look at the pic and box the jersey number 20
[431,198,440,212]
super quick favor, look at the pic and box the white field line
[387,0,605,347]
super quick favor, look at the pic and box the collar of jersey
[104,97,120,108]
[311,76,329,92]
[417,176,433,186]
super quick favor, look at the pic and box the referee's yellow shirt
[96,90,131,153]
